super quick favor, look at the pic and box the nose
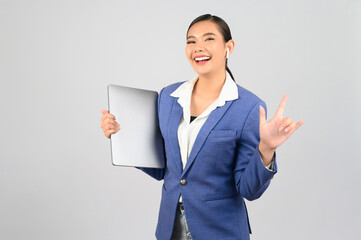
[194,41,205,53]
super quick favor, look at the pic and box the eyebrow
[187,32,216,39]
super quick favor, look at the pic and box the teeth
[195,56,211,62]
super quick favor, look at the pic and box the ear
[225,40,235,58]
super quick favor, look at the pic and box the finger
[106,128,120,138]
[100,109,115,119]
[105,112,116,120]
[108,122,120,130]
[283,122,296,133]
[105,129,112,138]
[279,117,293,132]
[101,112,109,122]
[101,120,119,130]
[101,118,112,128]
[100,110,114,121]
[284,119,304,136]
[105,129,113,138]
[295,119,305,130]
[259,105,266,126]
[101,113,116,123]
[274,94,288,119]
[106,118,117,125]
[101,114,117,125]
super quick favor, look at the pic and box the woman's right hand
[100,109,120,138]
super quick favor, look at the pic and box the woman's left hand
[258,95,304,165]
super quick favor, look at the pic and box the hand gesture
[100,109,120,138]
[258,95,304,164]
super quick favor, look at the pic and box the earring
[226,48,229,59]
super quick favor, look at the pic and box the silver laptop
[107,84,165,168]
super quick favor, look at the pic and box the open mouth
[194,56,211,63]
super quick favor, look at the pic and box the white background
[1,0,360,239]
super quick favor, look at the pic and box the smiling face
[186,20,233,77]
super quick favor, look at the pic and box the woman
[100,14,303,240]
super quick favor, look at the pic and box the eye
[205,37,214,41]
[187,40,195,44]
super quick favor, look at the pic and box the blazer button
[180,179,187,186]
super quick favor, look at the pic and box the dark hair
[187,14,235,81]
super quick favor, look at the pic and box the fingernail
[284,128,289,132]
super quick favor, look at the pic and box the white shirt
[170,73,273,201]
[170,72,238,169]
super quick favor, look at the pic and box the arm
[234,95,304,200]
[233,102,277,201]
[136,166,165,181]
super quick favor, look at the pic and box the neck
[193,70,226,98]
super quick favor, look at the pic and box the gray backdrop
[1,0,360,239]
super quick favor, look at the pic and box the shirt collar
[170,72,238,120]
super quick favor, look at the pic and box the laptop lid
[107,84,165,168]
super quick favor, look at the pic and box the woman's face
[185,21,231,77]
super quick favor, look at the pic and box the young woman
[100,14,303,240]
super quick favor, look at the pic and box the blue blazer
[139,81,277,240]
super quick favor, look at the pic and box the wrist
[258,141,275,166]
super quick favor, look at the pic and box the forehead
[187,21,221,37]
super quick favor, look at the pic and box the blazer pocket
[208,129,237,142]
[205,189,238,201]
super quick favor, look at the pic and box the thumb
[259,105,266,126]
[100,109,108,115]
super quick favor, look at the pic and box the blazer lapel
[168,99,183,174]
[181,100,234,177]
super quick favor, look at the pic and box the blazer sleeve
[233,101,277,201]
[136,88,167,181]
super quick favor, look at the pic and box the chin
[192,66,212,76]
